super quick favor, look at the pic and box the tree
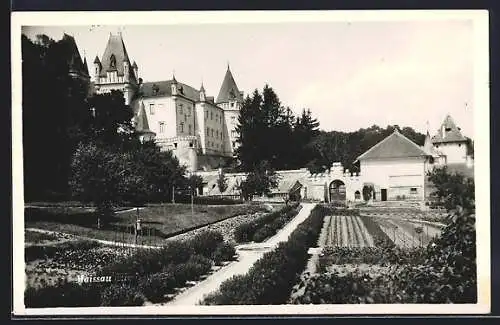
[240,161,279,201]
[217,171,228,193]
[427,166,475,212]
[362,185,374,202]
[69,143,134,228]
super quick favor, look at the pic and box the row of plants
[173,195,244,205]
[318,246,427,271]
[290,207,477,304]
[25,239,101,263]
[233,202,302,243]
[358,215,395,248]
[25,230,237,307]
[200,204,327,305]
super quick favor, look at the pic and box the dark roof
[139,80,200,101]
[82,57,89,75]
[216,66,243,104]
[132,61,138,69]
[93,55,101,64]
[98,33,134,79]
[61,33,88,77]
[134,102,154,134]
[431,115,467,143]
[356,129,430,161]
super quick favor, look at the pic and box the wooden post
[172,185,175,203]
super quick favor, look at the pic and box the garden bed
[25,230,237,308]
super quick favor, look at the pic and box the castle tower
[216,64,243,156]
[92,32,138,105]
[60,33,90,86]
[431,114,468,164]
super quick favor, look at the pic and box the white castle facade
[90,32,243,172]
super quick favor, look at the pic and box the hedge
[201,204,327,305]
[233,203,301,243]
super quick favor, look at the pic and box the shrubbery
[233,203,301,243]
[25,240,101,262]
[201,205,326,305]
[25,229,235,307]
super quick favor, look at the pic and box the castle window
[180,122,184,133]
[205,110,208,119]
[149,103,155,115]
[159,121,165,133]
[216,130,219,138]
[459,144,462,147]
[410,188,418,193]
[231,102,235,107]
[174,143,177,148]
[189,142,193,148]
[211,129,214,137]
[232,141,236,148]
[188,124,192,135]
[207,127,210,135]
[211,111,213,120]
[231,130,237,138]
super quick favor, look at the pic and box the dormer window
[110,54,116,68]
[179,86,184,95]
[152,84,159,95]
[445,127,452,132]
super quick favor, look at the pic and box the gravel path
[166,203,317,306]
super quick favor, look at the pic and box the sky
[22,19,477,138]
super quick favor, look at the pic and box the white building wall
[434,142,467,164]
[360,157,427,200]
[223,109,239,156]
[135,97,177,139]
[202,103,226,156]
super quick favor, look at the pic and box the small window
[180,122,184,133]
[410,188,418,193]
[232,141,236,148]
[159,121,165,133]
[174,143,178,148]
[210,111,213,120]
[211,129,214,137]
[205,110,208,119]
[459,144,462,147]
[188,124,192,135]
[445,127,452,132]
[149,103,155,115]
[231,102,235,107]
[216,130,219,138]
[207,127,210,135]
[189,142,193,148]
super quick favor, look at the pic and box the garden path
[166,202,317,306]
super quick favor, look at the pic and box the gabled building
[355,129,433,201]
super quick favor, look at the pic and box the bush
[25,279,102,308]
[187,231,224,258]
[212,242,237,265]
[201,205,326,305]
[138,272,176,303]
[100,282,145,306]
[181,254,213,280]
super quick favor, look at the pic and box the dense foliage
[239,161,279,200]
[25,230,236,307]
[201,205,326,305]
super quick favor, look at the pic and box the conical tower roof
[431,114,467,144]
[216,65,243,104]
[99,32,133,78]
[135,102,153,134]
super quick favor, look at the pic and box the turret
[93,55,101,82]
[199,82,206,102]
[171,74,178,96]
[123,60,130,82]
[132,61,138,79]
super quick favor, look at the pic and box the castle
[84,32,243,172]
[57,32,474,203]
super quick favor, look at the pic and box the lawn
[25,203,273,245]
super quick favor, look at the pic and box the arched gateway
[329,179,346,202]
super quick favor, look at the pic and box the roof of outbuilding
[356,129,430,162]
